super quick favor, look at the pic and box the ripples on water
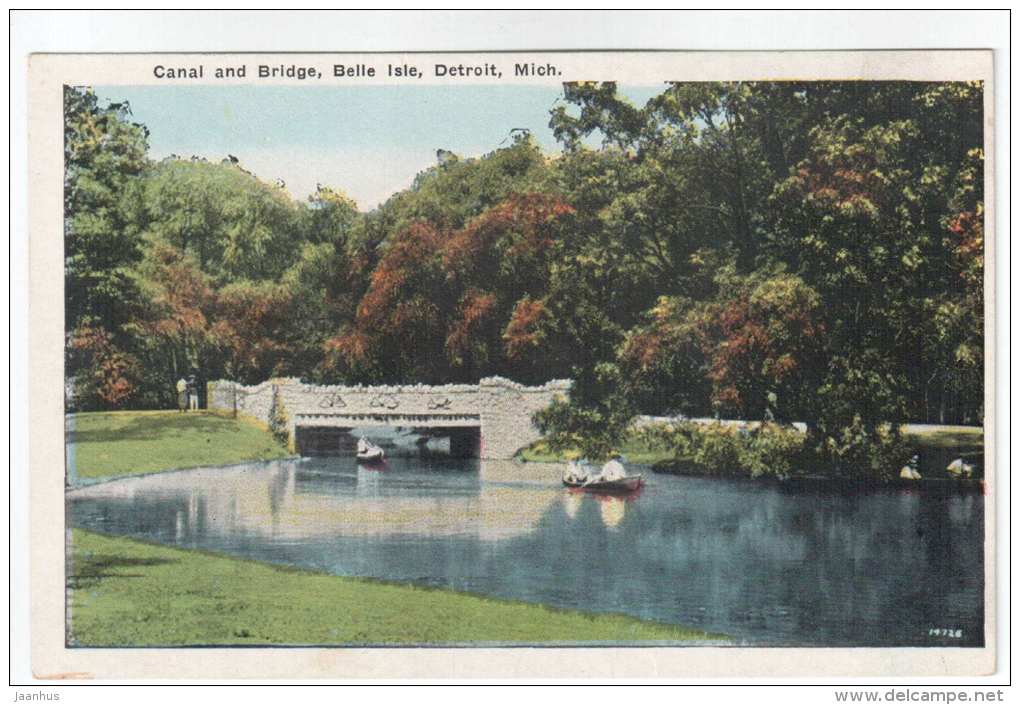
[67,456,984,647]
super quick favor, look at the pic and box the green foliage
[533,363,636,463]
[736,423,809,479]
[642,418,907,482]
[375,134,555,235]
[65,79,985,478]
[137,159,305,281]
[810,417,911,481]
[268,384,290,446]
[304,185,360,245]
[64,87,150,335]
[641,422,742,476]
[641,421,807,479]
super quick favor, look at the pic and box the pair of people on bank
[176,375,199,412]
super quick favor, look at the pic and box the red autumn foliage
[329,194,574,377]
[503,297,549,361]
[216,283,294,380]
[142,244,216,344]
[324,328,372,371]
[446,290,498,362]
[790,136,892,219]
[947,208,984,286]
[326,222,446,372]
[442,193,574,276]
[357,222,444,327]
[69,326,140,407]
[703,279,824,417]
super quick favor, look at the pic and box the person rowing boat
[356,437,385,462]
[563,455,643,493]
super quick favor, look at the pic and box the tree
[304,185,360,245]
[620,273,825,423]
[63,80,984,443]
[137,158,305,282]
[64,87,149,335]
[325,192,575,384]
[701,273,825,422]
[216,280,295,384]
[533,362,637,463]
[64,87,151,410]
[67,326,142,410]
[768,84,984,425]
[325,221,448,383]
[132,243,221,407]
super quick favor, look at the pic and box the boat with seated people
[356,437,385,463]
[562,457,643,493]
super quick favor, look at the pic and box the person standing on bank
[187,374,199,410]
[176,377,188,412]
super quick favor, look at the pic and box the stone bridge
[207,376,571,459]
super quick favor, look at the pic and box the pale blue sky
[94,85,662,210]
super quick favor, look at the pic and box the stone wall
[207,376,571,459]
[478,377,571,460]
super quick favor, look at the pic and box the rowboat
[356,438,385,462]
[562,474,644,493]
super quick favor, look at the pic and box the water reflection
[67,458,984,647]
[560,490,634,530]
[71,459,559,543]
[562,490,582,519]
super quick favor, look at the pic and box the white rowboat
[356,438,385,462]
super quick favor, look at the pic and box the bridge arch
[207,376,571,460]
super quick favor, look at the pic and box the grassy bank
[903,425,984,454]
[67,530,723,646]
[67,411,292,482]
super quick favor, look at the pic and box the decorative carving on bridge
[427,396,452,410]
[319,392,346,409]
[369,394,399,410]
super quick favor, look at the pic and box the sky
[94,84,662,210]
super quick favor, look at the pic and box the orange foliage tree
[326,194,574,384]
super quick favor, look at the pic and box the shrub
[736,423,807,478]
[809,416,911,481]
[643,421,807,479]
[268,384,290,446]
[641,422,744,477]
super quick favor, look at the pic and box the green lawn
[67,530,723,646]
[67,411,292,482]
[904,425,984,453]
[903,424,985,475]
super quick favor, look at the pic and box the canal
[67,455,984,647]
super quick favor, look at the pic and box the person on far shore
[176,377,188,412]
[187,374,199,410]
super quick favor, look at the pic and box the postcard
[28,49,995,678]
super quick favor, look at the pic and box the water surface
[67,457,984,646]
